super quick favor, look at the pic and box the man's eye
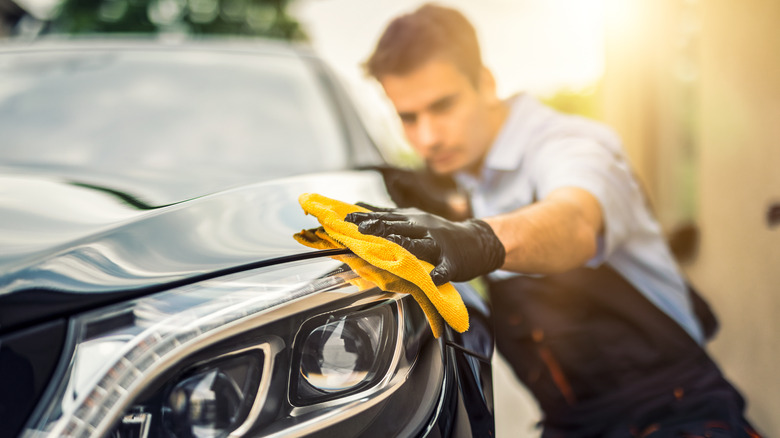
[399,113,417,124]
[430,97,455,114]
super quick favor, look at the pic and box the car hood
[0,169,393,330]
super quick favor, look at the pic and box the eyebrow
[428,93,458,113]
[397,92,460,122]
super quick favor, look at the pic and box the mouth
[429,150,457,168]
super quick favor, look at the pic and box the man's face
[380,59,497,175]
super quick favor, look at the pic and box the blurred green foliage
[541,82,603,120]
[50,0,306,40]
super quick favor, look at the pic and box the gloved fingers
[346,211,408,223]
[345,212,429,239]
[429,259,453,286]
[355,202,395,212]
[385,234,440,264]
[359,218,429,239]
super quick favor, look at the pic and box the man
[345,4,760,437]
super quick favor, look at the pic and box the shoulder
[527,106,627,173]
[543,108,620,149]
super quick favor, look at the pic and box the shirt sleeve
[531,136,645,266]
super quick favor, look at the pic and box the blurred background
[1,0,778,435]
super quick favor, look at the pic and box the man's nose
[414,114,441,152]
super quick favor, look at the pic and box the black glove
[345,206,505,286]
[366,166,470,221]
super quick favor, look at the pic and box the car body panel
[0,170,394,331]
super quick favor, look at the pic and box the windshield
[0,47,348,181]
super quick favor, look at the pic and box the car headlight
[22,257,443,438]
[293,302,397,405]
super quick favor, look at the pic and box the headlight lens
[301,316,381,390]
[168,354,261,438]
[293,303,397,405]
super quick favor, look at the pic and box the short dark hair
[365,3,483,86]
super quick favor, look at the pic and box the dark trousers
[488,265,761,437]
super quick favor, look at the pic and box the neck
[464,99,510,177]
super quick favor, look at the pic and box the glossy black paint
[0,171,392,333]
[437,283,496,437]
[0,319,67,438]
[448,347,495,437]
[450,282,494,360]
[0,42,391,336]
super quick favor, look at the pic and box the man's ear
[478,66,500,105]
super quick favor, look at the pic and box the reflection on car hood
[0,169,392,296]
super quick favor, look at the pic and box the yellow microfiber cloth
[293,193,469,338]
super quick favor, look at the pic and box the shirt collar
[455,93,539,189]
[484,92,538,171]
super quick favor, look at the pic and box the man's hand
[369,166,470,221]
[345,206,505,285]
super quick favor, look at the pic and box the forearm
[481,187,603,275]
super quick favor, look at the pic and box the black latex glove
[366,165,470,221]
[345,206,505,286]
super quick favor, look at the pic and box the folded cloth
[295,227,444,335]
[293,193,469,337]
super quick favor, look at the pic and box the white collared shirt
[455,93,704,343]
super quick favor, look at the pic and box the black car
[0,39,494,438]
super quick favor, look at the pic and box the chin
[428,160,462,176]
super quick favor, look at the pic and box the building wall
[601,0,700,231]
[688,0,780,432]
[602,0,780,433]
